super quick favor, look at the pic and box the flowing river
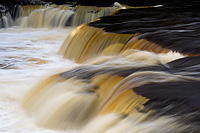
[0,26,187,133]
[0,3,199,133]
[0,27,78,132]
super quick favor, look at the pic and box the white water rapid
[0,27,79,132]
[0,26,186,133]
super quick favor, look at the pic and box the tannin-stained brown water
[1,3,200,133]
[0,26,187,132]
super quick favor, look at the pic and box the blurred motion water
[1,2,200,133]
[0,27,188,133]
[0,27,78,132]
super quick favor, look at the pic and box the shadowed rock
[89,4,200,55]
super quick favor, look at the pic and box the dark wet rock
[89,4,200,55]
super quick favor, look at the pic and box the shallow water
[0,27,78,132]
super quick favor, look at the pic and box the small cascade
[8,5,20,21]
[18,5,72,18]
[71,5,117,26]
[0,10,13,28]
[58,24,134,63]
[21,50,164,130]
[16,5,118,28]
[0,4,118,29]
[58,24,171,63]
[23,75,98,129]
[22,51,200,131]
[19,7,74,28]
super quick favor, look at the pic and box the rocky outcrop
[89,4,200,56]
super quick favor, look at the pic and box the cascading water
[9,4,118,28]
[0,12,13,28]
[19,7,74,28]
[1,1,200,133]
[0,5,13,28]
[0,3,118,28]
[71,5,117,26]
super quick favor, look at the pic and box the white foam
[0,27,78,132]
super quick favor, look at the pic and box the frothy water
[0,26,187,132]
[0,27,78,132]
[1,3,199,132]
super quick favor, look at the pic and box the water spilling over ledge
[58,4,200,63]
[0,5,13,28]
[23,52,200,132]
[89,5,200,55]
[0,4,118,28]
[0,1,200,132]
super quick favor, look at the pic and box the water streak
[16,5,117,28]
[0,27,77,132]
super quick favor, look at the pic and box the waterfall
[1,1,200,132]
[19,7,74,28]
[0,4,118,29]
[8,5,20,21]
[0,5,14,28]
[22,51,200,132]
[0,12,13,28]
[16,5,118,28]
[58,24,171,63]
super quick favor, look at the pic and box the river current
[0,26,187,133]
[0,27,79,132]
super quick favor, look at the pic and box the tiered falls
[1,1,200,132]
